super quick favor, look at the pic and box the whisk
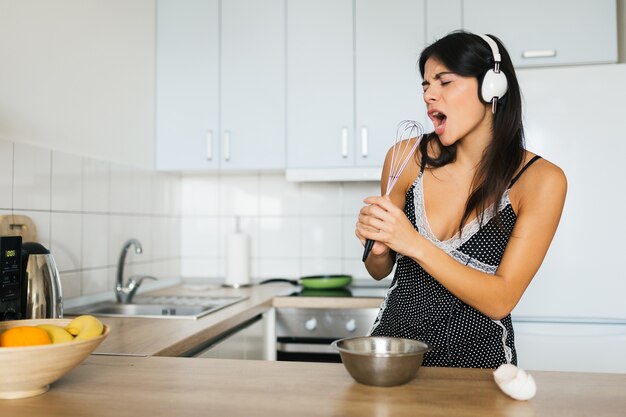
[362,120,424,262]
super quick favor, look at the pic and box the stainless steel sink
[65,295,248,319]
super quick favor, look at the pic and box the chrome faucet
[115,238,157,303]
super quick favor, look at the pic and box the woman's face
[422,57,491,147]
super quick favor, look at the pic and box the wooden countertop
[1,355,624,416]
[88,283,383,356]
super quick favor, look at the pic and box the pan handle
[259,278,299,286]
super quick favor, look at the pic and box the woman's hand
[357,195,421,259]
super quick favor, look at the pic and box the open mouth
[429,110,447,135]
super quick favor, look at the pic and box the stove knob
[345,318,357,333]
[304,317,318,331]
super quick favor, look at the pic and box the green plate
[299,275,353,290]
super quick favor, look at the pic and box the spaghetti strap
[508,155,542,188]
[419,150,427,175]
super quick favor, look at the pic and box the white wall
[0,0,156,168]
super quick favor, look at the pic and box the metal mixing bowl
[331,336,432,387]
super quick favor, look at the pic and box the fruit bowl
[0,318,109,399]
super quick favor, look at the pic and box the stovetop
[286,285,388,298]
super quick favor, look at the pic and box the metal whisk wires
[362,120,423,262]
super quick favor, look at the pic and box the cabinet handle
[223,130,231,161]
[206,130,213,161]
[360,126,368,158]
[522,50,557,59]
[341,127,349,158]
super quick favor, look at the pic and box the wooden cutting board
[0,214,38,242]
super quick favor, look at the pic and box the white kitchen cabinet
[156,0,285,171]
[425,0,462,44]
[355,0,427,168]
[513,318,626,373]
[193,315,266,360]
[287,0,428,173]
[462,0,617,68]
[220,0,285,170]
[156,0,219,170]
[287,0,354,169]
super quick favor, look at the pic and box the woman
[356,31,567,368]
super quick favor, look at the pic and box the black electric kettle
[21,242,63,319]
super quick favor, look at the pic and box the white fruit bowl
[0,318,109,399]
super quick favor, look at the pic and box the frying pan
[259,275,353,290]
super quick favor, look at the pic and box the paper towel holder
[222,217,253,288]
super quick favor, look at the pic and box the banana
[37,324,75,343]
[65,315,104,341]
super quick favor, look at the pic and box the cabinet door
[425,0,462,44]
[156,0,219,170]
[355,0,427,168]
[463,0,617,68]
[287,0,354,168]
[221,0,286,170]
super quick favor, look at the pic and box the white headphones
[478,34,508,113]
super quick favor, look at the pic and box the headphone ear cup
[480,69,508,103]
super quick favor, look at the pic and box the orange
[0,326,53,347]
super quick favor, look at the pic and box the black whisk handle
[362,239,375,262]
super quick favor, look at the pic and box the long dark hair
[417,31,525,232]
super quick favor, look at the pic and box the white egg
[493,364,537,401]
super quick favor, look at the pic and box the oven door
[275,308,379,363]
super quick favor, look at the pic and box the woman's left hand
[359,195,421,258]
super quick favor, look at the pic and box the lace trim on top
[400,172,512,275]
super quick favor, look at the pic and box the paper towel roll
[224,232,251,287]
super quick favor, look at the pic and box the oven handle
[276,342,337,354]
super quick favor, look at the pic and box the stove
[275,285,387,362]
[283,285,388,298]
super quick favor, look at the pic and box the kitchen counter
[88,283,384,356]
[1,355,624,416]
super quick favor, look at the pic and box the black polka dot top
[370,155,542,369]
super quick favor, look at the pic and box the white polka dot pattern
[370,170,519,369]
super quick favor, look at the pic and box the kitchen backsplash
[0,138,181,304]
[180,173,389,284]
[0,137,389,307]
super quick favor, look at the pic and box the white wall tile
[134,168,153,215]
[342,182,380,215]
[82,213,109,269]
[342,216,364,261]
[299,182,343,215]
[300,216,343,258]
[13,142,51,210]
[258,259,299,279]
[181,258,219,279]
[300,259,343,277]
[108,215,152,266]
[81,268,110,296]
[50,212,82,272]
[83,157,109,213]
[168,217,181,259]
[15,210,51,248]
[51,151,82,211]
[109,163,134,214]
[259,174,300,216]
[152,173,180,215]
[150,217,170,260]
[181,216,219,258]
[60,271,82,300]
[0,139,13,209]
[181,174,219,216]
[219,174,259,216]
[259,217,300,258]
